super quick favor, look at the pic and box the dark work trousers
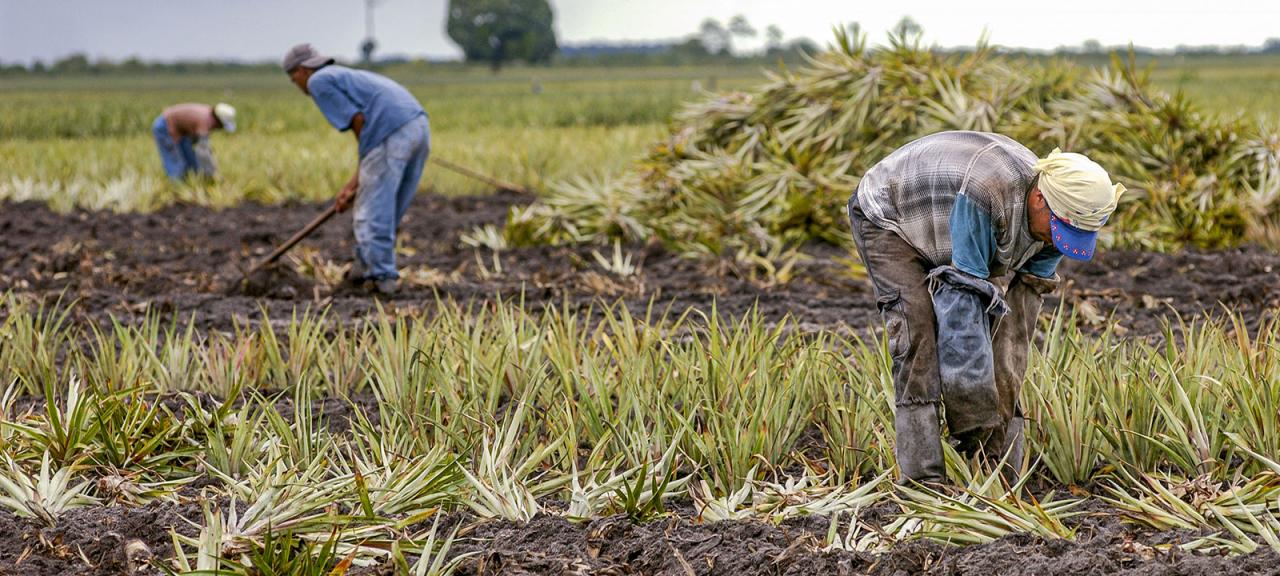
[847,196,1055,483]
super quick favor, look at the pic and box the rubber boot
[895,403,946,484]
[997,415,1025,484]
[951,426,994,459]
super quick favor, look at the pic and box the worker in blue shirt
[283,43,430,295]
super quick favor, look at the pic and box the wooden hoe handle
[430,157,529,195]
[244,204,338,277]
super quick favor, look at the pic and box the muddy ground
[3,493,1278,575]
[4,193,1280,574]
[443,503,1280,576]
[0,497,203,575]
[3,191,1280,337]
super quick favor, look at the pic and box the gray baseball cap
[283,43,335,72]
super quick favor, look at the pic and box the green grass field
[1,55,1276,212]
[1132,55,1280,121]
[0,65,765,210]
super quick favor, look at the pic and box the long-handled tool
[239,203,338,282]
[430,157,529,195]
[234,157,525,287]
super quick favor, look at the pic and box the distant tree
[727,15,757,55]
[699,18,731,56]
[0,60,27,76]
[728,15,756,40]
[120,57,146,72]
[674,37,712,55]
[787,38,820,55]
[447,0,558,71]
[665,37,712,62]
[1263,38,1280,54]
[891,16,922,41]
[1175,44,1226,56]
[765,25,784,53]
[51,53,91,74]
[1081,39,1103,54]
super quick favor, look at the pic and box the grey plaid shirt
[854,131,1048,278]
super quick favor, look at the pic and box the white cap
[214,103,237,133]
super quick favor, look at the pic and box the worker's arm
[948,193,997,279]
[948,194,1062,288]
[192,136,218,178]
[350,112,365,139]
[335,112,367,213]
[164,112,181,147]
[308,73,365,212]
[1016,247,1063,280]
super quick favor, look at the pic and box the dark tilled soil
[439,502,1280,576]
[0,498,203,575]
[5,496,1277,576]
[3,192,1280,336]
[0,191,875,335]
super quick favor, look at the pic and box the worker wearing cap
[847,131,1125,484]
[282,43,430,296]
[152,103,236,180]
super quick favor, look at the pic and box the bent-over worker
[283,43,430,296]
[847,130,1125,483]
[152,103,236,180]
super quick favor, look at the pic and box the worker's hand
[335,180,357,213]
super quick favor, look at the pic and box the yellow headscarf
[1035,149,1126,231]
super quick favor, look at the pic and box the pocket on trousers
[877,290,911,362]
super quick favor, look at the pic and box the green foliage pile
[1045,65,1280,249]
[508,28,1280,256]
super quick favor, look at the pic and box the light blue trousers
[152,116,199,180]
[352,115,431,280]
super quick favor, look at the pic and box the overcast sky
[2,0,1277,65]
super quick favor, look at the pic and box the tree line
[3,3,1278,75]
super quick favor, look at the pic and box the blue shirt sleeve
[1018,248,1063,278]
[949,194,997,279]
[308,74,360,132]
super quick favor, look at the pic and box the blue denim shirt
[307,65,425,158]
[950,194,1062,279]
